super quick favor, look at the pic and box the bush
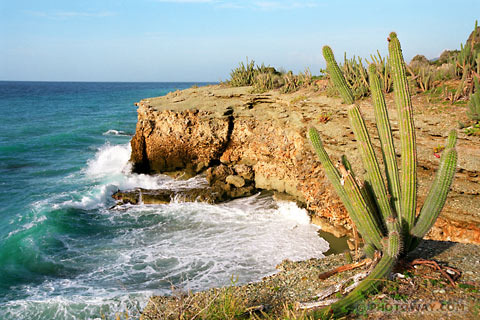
[228,60,314,93]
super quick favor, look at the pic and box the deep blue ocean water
[0,81,329,319]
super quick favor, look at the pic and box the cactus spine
[310,33,457,318]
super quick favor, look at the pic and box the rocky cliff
[129,84,480,245]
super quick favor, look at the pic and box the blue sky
[1,0,479,82]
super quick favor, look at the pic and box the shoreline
[140,240,480,319]
[121,82,480,318]
[125,83,480,245]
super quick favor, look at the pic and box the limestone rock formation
[128,84,480,244]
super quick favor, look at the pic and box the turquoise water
[0,81,329,319]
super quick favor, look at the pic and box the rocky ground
[125,83,480,245]
[139,240,480,320]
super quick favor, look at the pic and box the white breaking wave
[102,129,130,136]
[7,142,330,319]
[4,196,329,319]
[85,143,132,179]
[65,143,184,210]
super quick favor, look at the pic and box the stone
[234,164,254,180]
[112,187,217,205]
[226,175,245,188]
[206,164,233,185]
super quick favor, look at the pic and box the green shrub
[229,58,257,87]
[467,78,480,122]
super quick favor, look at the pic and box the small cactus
[467,78,480,122]
[310,33,457,318]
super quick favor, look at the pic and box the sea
[0,81,329,319]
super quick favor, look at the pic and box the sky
[0,0,479,82]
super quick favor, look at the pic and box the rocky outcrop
[112,188,217,205]
[112,163,257,206]
[129,84,480,245]
[130,89,233,173]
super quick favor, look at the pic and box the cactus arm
[363,243,377,259]
[368,64,402,218]
[313,254,395,319]
[309,128,383,250]
[322,46,355,104]
[410,132,457,240]
[342,155,382,222]
[341,170,384,250]
[388,32,417,242]
[348,105,394,229]
[446,129,458,149]
[308,127,351,203]
[308,128,358,229]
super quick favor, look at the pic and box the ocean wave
[102,129,131,136]
[1,141,330,319]
[64,143,209,210]
[0,292,149,320]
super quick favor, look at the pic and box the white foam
[102,129,130,136]
[0,292,149,320]
[3,194,329,319]
[85,143,132,179]
[6,214,47,238]
[62,184,119,210]
[84,142,191,190]
[9,142,331,319]
[276,201,314,226]
[62,143,175,209]
[102,196,329,292]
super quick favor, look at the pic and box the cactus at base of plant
[313,254,395,319]
[310,33,457,318]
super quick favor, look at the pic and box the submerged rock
[113,163,258,206]
[112,187,217,205]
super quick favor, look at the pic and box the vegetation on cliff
[227,21,480,136]
[228,58,315,93]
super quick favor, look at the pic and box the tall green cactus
[310,34,458,318]
[388,32,417,247]
[323,46,355,104]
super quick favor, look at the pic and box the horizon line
[0,80,220,84]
